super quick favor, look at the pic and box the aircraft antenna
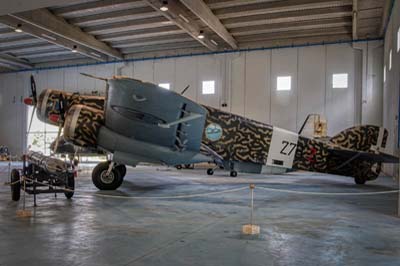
[180,85,190,95]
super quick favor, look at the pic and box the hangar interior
[0,0,400,265]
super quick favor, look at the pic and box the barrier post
[242,184,260,235]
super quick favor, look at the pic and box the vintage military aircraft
[24,74,398,190]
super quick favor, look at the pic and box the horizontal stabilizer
[329,148,398,163]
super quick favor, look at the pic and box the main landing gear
[92,162,126,190]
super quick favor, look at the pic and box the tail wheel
[64,174,75,199]
[207,168,214,175]
[92,162,123,190]
[230,171,238,177]
[354,176,366,185]
[10,169,21,201]
[115,164,127,178]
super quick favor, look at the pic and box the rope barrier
[256,186,400,196]
[3,177,399,199]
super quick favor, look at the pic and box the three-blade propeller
[26,75,38,133]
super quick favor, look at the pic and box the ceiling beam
[179,0,237,49]
[214,0,352,19]
[51,0,147,18]
[3,8,123,60]
[68,7,159,27]
[352,0,357,39]
[144,0,218,51]
[222,6,353,28]
[97,26,184,42]
[0,14,110,61]
[0,0,87,16]
[230,17,352,36]
[0,53,33,69]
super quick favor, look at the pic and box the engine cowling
[63,105,104,147]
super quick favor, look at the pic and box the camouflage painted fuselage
[201,106,386,181]
[35,86,387,181]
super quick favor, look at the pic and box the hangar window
[158,83,170,90]
[397,27,400,52]
[202,80,215,94]
[277,76,291,91]
[384,65,386,82]
[389,49,392,70]
[332,73,348,88]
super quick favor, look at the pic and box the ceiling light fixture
[160,1,168,11]
[14,24,23,33]
[197,30,205,39]
[72,45,78,53]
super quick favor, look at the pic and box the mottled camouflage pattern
[63,105,104,147]
[201,106,272,164]
[329,125,387,151]
[201,106,386,181]
[36,89,104,126]
[326,125,388,181]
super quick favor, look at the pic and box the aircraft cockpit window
[159,83,170,90]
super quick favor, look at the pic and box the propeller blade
[30,75,37,105]
[27,106,36,133]
[59,93,66,121]
[51,125,63,154]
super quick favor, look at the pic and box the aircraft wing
[328,147,398,163]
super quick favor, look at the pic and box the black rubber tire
[92,162,123,190]
[354,176,366,185]
[184,164,192,169]
[64,174,75,199]
[207,168,214,175]
[115,164,127,178]
[176,165,182,170]
[10,169,20,201]
[230,171,238,177]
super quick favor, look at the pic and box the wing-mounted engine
[105,77,207,154]
[63,105,104,147]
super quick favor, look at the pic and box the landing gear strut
[92,162,124,190]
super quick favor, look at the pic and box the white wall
[383,0,400,176]
[0,41,384,156]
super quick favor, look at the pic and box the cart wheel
[10,169,21,201]
[176,165,182,170]
[230,171,238,177]
[64,174,75,199]
[115,164,127,178]
[207,168,214,175]
[92,162,123,190]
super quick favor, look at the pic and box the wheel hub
[100,170,115,184]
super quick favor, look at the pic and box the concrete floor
[1,164,400,266]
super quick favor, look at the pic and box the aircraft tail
[329,125,387,152]
[327,125,397,183]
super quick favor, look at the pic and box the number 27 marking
[280,140,297,156]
